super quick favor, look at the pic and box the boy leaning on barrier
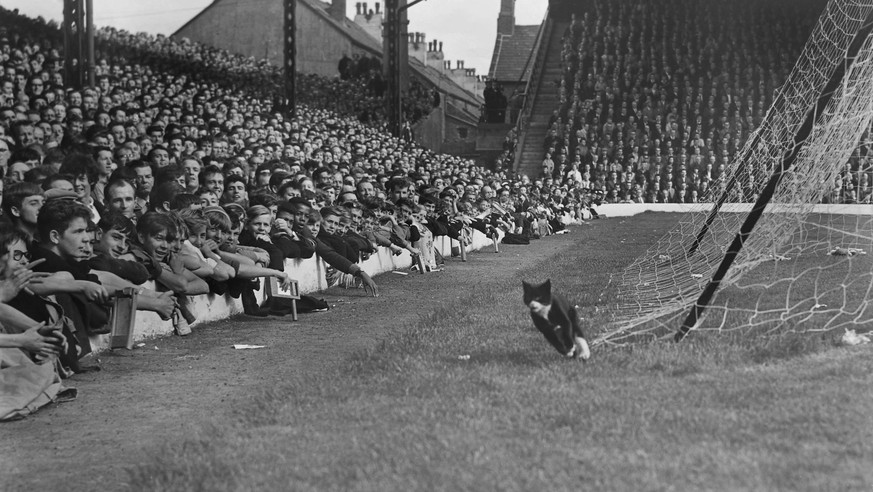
[290,198,378,297]
[318,206,359,264]
[339,201,378,261]
[133,212,209,334]
[272,200,316,260]
[87,212,176,321]
[176,209,238,286]
[197,206,296,316]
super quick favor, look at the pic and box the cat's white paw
[575,337,591,361]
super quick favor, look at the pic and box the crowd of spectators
[96,26,437,128]
[0,6,603,419]
[529,0,873,204]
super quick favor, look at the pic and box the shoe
[173,309,191,336]
[241,288,269,317]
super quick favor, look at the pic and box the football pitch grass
[129,213,873,491]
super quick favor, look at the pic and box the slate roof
[488,25,540,84]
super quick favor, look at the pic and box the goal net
[593,0,873,345]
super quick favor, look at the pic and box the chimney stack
[353,0,382,40]
[426,40,444,70]
[331,0,347,22]
[497,0,515,36]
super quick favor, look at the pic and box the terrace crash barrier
[91,230,502,352]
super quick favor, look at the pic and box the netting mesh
[593,0,873,344]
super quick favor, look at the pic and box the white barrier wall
[597,202,873,217]
[90,230,499,351]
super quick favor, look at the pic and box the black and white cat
[522,279,591,360]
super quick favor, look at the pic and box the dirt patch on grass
[0,226,591,491]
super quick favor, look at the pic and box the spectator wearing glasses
[0,223,69,421]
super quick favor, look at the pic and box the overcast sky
[2,0,547,76]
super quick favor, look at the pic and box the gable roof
[488,25,540,84]
[173,0,220,36]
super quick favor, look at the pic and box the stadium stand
[506,0,872,204]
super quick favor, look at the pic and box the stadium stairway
[516,20,569,178]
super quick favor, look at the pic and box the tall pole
[86,0,95,88]
[63,0,92,89]
[675,10,873,342]
[284,0,297,118]
[63,0,82,90]
[384,0,403,137]
[384,0,424,137]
